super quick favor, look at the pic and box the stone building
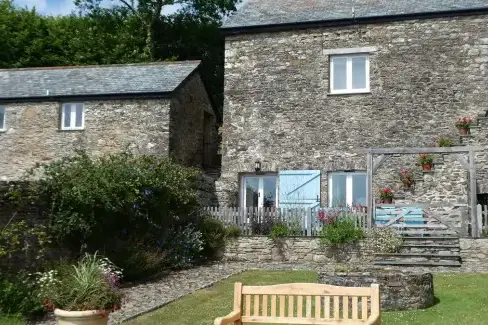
[0,61,219,181]
[217,0,488,230]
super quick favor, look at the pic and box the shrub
[364,227,403,253]
[0,273,43,318]
[269,222,289,240]
[287,216,303,236]
[17,152,203,276]
[226,225,242,238]
[159,226,203,269]
[250,213,276,235]
[39,253,123,312]
[198,217,228,260]
[319,218,364,245]
[0,221,50,273]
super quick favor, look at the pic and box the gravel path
[32,262,315,325]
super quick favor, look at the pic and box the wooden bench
[214,282,380,325]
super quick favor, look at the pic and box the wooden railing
[477,204,488,236]
[204,207,368,236]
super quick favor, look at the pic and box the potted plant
[39,253,123,325]
[399,169,415,189]
[379,187,394,204]
[455,117,474,135]
[418,154,434,171]
[437,137,453,147]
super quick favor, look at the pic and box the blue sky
[12,0,183,16]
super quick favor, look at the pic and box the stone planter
[422,164,433,171]
[54,309,110,325]
[458,127,470,135]
[318,269,435,311]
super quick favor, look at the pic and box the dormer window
[61,103,84,130]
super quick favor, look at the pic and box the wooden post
[366,153,374,229]
[469,150,478,237]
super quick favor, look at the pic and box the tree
[74,0,241,61]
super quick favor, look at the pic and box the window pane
[352,56,367,89]
[330,174,347,207]
[332,57,347,90]
[0,108,4,129]
[244,177,260,208]
[352,174,367,206]
[263,177,277,208]
[75,104,83,128]
[63,104,71,128]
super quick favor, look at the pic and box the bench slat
[306,296,312,318]
[271,295,277,317]
[263,295,268,317]
[315,296,321,319]
[324,296,330,319]
[245,295,251,316]
[242,283,373,296]
[280,295,285,317]
[343,296,349,319]
[361,297,368,320]
[241,316,367,324]
[254,295,259,316]
[297,295,303,317]
[333,296,340,320]
[352,296,358,320]
[288,295,294,317]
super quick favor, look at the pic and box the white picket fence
[477,204,488,235]
[204,207,368,237]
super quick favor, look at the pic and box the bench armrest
[366,314,381,325]
[214,310,241,325]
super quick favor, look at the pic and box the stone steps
[376,252,461,262]
[374,260,462,267]
[400,244,460,255]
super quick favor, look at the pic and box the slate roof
[0,61,201,99]
[223,0,488,29]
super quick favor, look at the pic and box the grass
[0,315,24,325]
[125,271,488,325]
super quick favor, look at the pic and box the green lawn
[125,271,488,325]
[0,316,24,325]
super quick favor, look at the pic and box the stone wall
[170,73,218,168]
[0,98,172,181]
[218,14,488,212]
[224,236,373,265]
[460,238,488,272]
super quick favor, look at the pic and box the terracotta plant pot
[422,164,433,171]
[54,309,110,325]
[458,127,470,135]
[382,197,393,204]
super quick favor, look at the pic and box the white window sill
[0,129,6,133]
[60,128,85,131]
[329,89,371,96]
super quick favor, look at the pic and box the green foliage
[437,137,453,147]
[286,216,303,236]
[198,217,227,260]
[269,222,289,240]
[319,219,364,245]
[0,221,50,272]
[39,253,123,311]
[0,273,43,318]
[364,227,403,253]
[30,151,199,251]
[225,225,242,238]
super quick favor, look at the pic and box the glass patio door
[241,175,277,208]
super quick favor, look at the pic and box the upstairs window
[61,103,84,130]
[0,107,5,131]
[330,55,370,94]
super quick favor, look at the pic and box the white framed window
[330,55,370,94]
[0,107,5,132]
[61,103,84,130]
[240,174,278,208]
[328,171,366,207]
